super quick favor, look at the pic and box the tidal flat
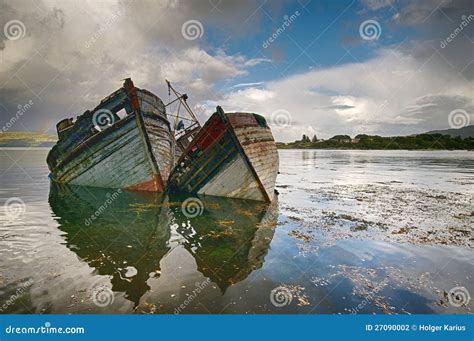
[0,148,472,314]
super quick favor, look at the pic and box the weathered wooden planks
[232,124,279,201]
[47,79,175,192]
[197,153,266,201]
[62,117,155,189]
[167,107,279,202]
[47,80,279,199]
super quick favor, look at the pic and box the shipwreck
[47,79,279,202]
[168,106,279,202]
[47,78,196,192]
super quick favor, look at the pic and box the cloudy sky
[0,0,473,141]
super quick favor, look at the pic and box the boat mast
[165,80,200,131]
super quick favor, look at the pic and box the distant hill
[425,125,474,139]
[0,131,56,147]
[279,132,474,150]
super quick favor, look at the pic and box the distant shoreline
[0,146,52,149]
[0,131,56,148]
[277,147,473,151]
[278,131,474,151]
[1,145,472,151]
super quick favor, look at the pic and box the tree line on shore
[277,133,474,150]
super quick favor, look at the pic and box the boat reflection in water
[170,194,278,292]
[49,183,278,312]
[49,183,171,307]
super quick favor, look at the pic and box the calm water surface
[0,148,472,314]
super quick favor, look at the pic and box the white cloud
[216,49,474,141]
[0,0,268,131]
[361,0,394,11]
[1,0,472,141]
[232,81,264,88]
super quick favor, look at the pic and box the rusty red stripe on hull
[168,107,279,202]
[125,175,163,192]
[47,78,176,193]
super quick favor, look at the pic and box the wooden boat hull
[47,79,174,192]
[168,107,279,202]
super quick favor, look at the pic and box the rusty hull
[47,79,175,192]
[167,107,279,202]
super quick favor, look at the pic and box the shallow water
[0,148,472,314]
